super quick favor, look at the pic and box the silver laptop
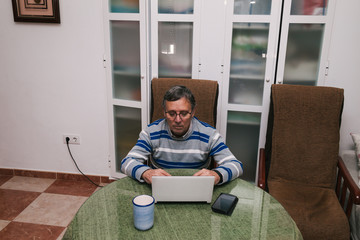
[152,176,215,203]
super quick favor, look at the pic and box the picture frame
[12,0,60,23]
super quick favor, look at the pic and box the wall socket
[63,134,81,145]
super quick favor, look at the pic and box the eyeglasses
[165,111,192,120]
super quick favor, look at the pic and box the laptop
[152,176,215,203]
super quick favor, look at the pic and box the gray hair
[162,85,196,110]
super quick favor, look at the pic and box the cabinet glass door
[150,0,198,79]
[226,111,261,182]
[276,0,333,86]
[283,24,325,85]
[158,0,194,14]
[113,106,142,172]
[290,0,328,15]
[110,0,139,13]
[158,22,193,78]
[234,0,272,15]
[229,23,269,105]
[111,21,142,100]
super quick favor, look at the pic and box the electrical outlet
[63,134,81,145]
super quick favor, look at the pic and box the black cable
[66,137,102,188]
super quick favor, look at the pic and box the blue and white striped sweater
[120,118,243,184]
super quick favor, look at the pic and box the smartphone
[211,193,238,216]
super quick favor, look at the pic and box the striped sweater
[120,117,243,184]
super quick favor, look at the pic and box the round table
[63,169,303,240]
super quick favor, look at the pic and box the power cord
[65,137,102,188]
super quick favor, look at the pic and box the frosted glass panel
[111,21,141,101]
[110,0,139,13]
[283,24,324,86]
[226,111,261,183]
[158,22,193,78]
[114,106,142,172]
[158,0,194,14]
[229,23,269,105]
[234,0,272,15]
[291,0,328,15]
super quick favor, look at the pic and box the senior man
[120,85,243,185]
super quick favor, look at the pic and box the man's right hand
[141,169,171,184]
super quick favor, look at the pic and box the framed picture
[12,0,60,23]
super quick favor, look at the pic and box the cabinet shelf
[113,70,139,77]
[233,23,269,30]
[227,113,261,126]
[230,74,264,81]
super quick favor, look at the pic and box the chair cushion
[269,180,350,240]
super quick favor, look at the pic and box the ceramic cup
[132,195,155,231]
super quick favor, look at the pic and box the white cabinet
[103,0,335,181]
[219,1,282,182]
[103,0,148,178]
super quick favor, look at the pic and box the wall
[0,1,359,177]
[0,0,110,176]
[326,0,360,151]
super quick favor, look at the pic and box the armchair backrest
[266,84,344,189]
[151,78,218,127]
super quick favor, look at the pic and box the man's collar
[167,118,193,139]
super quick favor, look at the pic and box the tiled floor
[0,174,104,240]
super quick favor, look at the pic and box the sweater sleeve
[120,129,152,182]
[209,132,243,185]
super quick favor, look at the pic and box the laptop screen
[152,176,215,203]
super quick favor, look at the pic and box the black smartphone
[211,193,238,216]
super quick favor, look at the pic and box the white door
[103,0,149,178]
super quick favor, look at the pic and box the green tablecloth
[63,169,302,240]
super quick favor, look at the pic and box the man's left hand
[193,169,220,185]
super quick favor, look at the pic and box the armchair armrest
[258,148,266,190]
[336,156,360,218]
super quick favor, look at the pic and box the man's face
[164,97,195,137]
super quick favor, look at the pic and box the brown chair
[257,84,360,240]
[150,78,218,127]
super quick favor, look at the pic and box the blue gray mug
[132,195,155,230]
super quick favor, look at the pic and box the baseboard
[0,168,114,184]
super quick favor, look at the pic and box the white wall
[0,1,359,176]
[0,0,110,176]
[326,0,360,151]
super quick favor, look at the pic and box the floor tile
[57,228,67,240]
[0,220,10,231]
[15,193,87,227]
[0,176,55,192]
[0,221,64,240]
[0,189,40,221]
[0,176,12,186]
[45,179,97,197]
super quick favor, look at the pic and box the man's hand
[141,169,171,184]
[193,169,220,185]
